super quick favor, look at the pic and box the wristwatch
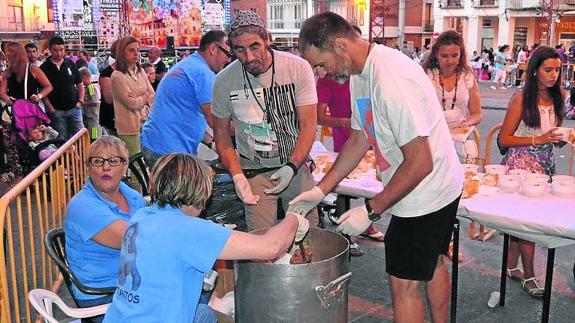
[365,199,381,222]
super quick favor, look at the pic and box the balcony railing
[439,0,464,8]
[472,0,499,7]
[507,0,575,9]
[506,0,541,9]
[0,16,39,32]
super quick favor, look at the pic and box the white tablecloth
[310,143,383,199]
[459,190,575,248]
[310,142,575,247]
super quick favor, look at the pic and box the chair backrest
[129,152,150,196]
[44,228,115,300]
[484,123,503,166]
[28,289,109,323]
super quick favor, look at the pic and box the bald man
[148,46,167,82]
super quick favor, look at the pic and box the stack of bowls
[499,175,522,193]
[522,180,547,198]
[484,164,508,177]
[551,175,575,198]
[462,163,479,175]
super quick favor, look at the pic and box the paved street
[345,80,575,322]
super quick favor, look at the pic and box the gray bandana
[230,10,266,32]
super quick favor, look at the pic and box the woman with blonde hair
[111,36,154,157]
[104,153,309,322]
[65,136,146,322]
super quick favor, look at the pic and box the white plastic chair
[28,289,109,323]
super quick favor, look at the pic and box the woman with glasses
[103,153,308,323]
[64,136,146,322]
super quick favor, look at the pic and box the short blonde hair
[88,136,129,160]
[150,153,213,209]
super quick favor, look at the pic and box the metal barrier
[0,129,90,323]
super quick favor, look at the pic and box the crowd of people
[0,8,572,323]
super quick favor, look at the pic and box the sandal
[360,226,385,242]
[349,242,364,257]
[521,277,544,299]
[506,267,524,281]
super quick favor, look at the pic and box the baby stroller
[1,100,63,175]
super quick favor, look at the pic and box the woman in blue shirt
[64,136,146,322]
[104,153,308,323]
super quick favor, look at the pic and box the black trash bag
[201,173,247,232]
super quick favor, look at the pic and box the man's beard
[332,54,352,83]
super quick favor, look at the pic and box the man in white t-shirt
[290,12,464,323]
[211,10,319,231]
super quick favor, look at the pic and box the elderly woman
[64,136,146,322]
[103,153,309,322]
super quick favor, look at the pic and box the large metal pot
[234,228,351,323]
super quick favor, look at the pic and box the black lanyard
[243,49,275,116]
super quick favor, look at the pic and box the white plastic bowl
[500,175,522,193]
[507,169,531,179]
[484,164,508,176]
[552,175,575,184]
[551,180,575,196]
[462,163,479,174]
[522,180,547,198]
[522,173,550,184]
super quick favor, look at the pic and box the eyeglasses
[87,156,126,167]
[215,43,232,58]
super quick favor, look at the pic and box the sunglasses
[87,156,126,167]
[215,43,232,58]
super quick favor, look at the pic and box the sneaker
[349,242,364,257]
[499,87,507,90]
[490,85,497,90]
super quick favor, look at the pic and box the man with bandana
[211,11,319,230]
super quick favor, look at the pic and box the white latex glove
[287,186,325,215]
[335,205,373,236]
[264,165,294,194]
[232,174,260,205]
[287,212,310,242]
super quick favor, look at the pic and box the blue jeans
[141,145,163,170]
[195,290,217,323]
[48,108,85,141]
[76,294,113,323]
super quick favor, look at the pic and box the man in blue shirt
[140,30,232,167]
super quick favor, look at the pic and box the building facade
[0,0,53,42]
[230,0,267,22]
[434,0,575,55]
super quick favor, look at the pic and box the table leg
[541,248,555,323]
[335,194,352,216]
[499,234,509,306]
[450,219,460,323]
[336,195,353,261]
